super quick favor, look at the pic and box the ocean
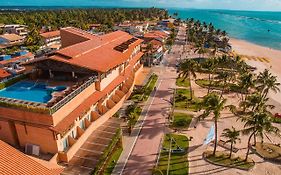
[168,8,281,50]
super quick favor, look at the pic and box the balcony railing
[49,76,97,114]
[0,75,97,114]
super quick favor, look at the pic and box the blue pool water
[0,81,66,103]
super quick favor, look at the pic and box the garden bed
[130,74,158,102]
[195,79,241,93]
[155,134,189,175]
[175,89,201,111]
[203,151,255,171]
[253,142,281,163]
[176,77,190,88]
[172,112,193,129]
[103,144,123,175]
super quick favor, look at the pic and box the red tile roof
[0,52,33,65]
[40,30,60,39]
[49,28,143,73]
[0,68,11,78]
[150,39,163,46]
[0,140,64,175]
[143,30,168,40]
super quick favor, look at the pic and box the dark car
[274,113,281,118]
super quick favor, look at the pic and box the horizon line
[0,5,281,13]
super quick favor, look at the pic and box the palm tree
[241,111,280,161]
[127,113,136,135]
[256,69,280,99]
[217,71,235,99]
[178,59,198,100]
[238,72,255,101]
[194,38,207,58]
[221,126,240,158]
[202,58,217,94]
[199,93,227,155]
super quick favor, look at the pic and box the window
[62,138,69,151]
[87,114,91,121]
[71,128,77,139]
[79,119,85,129]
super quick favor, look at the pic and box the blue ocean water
[168,8,281,50]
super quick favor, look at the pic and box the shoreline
[230,38,281,110]
[229,38,281,73]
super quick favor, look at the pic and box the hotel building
[0,27,143,171]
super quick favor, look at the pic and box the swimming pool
[0,81,66,103]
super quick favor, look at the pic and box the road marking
[118,79,163,175]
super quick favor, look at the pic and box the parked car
[274,113,281,118]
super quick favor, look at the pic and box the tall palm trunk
[245,131,255,161]
[207,73,211,94]
[189,74,193,100]
[220,80,227,99]
[213,119,218,156]
[229,142,233,158]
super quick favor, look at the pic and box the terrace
[0,67,98,114]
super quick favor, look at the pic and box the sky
[1,0,281,11]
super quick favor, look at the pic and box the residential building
[0,140,63,175]
[0,68,11,81]
[141,39,164,66]
[143,30,169,43]
[40,30,61,50]
[114,22,149,34]
[0,27,143,171]
[0,51,34,74]
[3,24,28,38]
[0,33,25,48]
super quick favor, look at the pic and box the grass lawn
[204,151,255,170]
[195,79,241,93]
[255,142,281,161]
[130,74,158,102]
[155,134,189,175]
[172,113,193,129]
[176,77,190,87]
[103,145,123,175]
[175,89,201,111]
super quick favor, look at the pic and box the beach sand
[230,38,281,112]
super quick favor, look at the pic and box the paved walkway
[62,118,121,175]
[112,26,186,175]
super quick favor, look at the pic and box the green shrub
[92,128,121,175]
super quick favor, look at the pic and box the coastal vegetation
[185,18,231,56]
[0,8,168,52]
[177,48,281,167]
[0,8,168,30]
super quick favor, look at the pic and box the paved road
[112,26,187,175]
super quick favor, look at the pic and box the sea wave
[212,11,281,25]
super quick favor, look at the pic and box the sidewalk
[111,76,162,175]
[112,26,186,175]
